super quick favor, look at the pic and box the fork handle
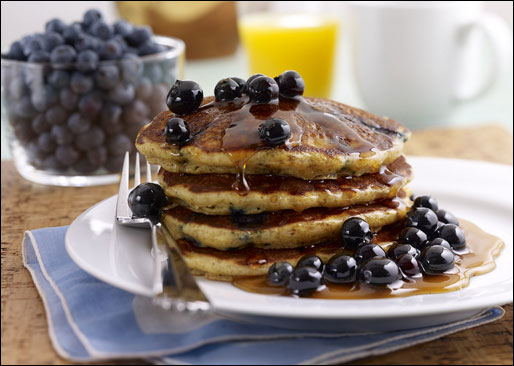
[152,222,211,305]
[150,224,165,295]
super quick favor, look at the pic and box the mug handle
[455,13,513,102]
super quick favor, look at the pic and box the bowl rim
[0,35,185,68]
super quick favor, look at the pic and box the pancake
[158,156,412,215]
[163,191,412,250]
[176,223,402,280]
[136,96,410,180]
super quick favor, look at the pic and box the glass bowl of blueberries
[0,9,185,186]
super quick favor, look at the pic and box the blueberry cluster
[164,71,303,147]
[1,9,177,173]
[266,195,466,297]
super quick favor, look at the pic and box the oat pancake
[163,191,411,251]
[136,96,410,180]
[176,223,402,280]
[158,156,412,215]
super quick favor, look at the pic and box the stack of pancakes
[136,96,413,280]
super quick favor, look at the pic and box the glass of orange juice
[238,2,339,99]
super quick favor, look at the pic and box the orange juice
[238,13,339,98]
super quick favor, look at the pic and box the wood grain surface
[1,124,513,365]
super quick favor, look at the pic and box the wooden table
[2,125,513,365]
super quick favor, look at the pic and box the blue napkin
[22,226,504,365]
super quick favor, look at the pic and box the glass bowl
[1,35,184,186]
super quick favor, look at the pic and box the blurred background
[1,1,512,163]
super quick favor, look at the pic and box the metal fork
[115,152,211,312]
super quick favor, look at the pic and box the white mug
[348,1,512,128]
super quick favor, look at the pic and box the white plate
[65,157,513,332]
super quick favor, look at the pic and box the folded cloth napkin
[22,226,504,365]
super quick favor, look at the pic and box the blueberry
[287,266,323,297]
[90,21,113,40]
[83,9,103,28]
[31,114,51,134]
[166,80,203,115]
[78,92,103,119]
[22,35,44,58]
[230,77,247,93]
[42,32,64,52]
[37,132,56,153]
[429,221,445,240]
[165,117,190,145]
[45,18,67,34]
[413,195,439,211]
[296,255,324,273]
[396,254,421,277]
[149,84,169,115]
[7,41,25,60]
[135,77,153,100]
[126,26,152,47]
[341,217,373,249]
[74,157,99,173]
[214,78,243,101]
[75,127,105,151]
[128,182,167,218]
[43,155,66,171]
[87,146,108,166]
[274,70,305,98]
[420,245,455,273]
[59,88,79,111]
[120,54,143,82]
[48,70,70,89]
[99,39,123,60]
[12,118,35,143]
[437,209,459,226]
[266,261,294,286]
[424,238,452,251]
[438,224,466,250]
[105,154,125,172]
[51,124,74,145]
[405,207,438,234]
[247,76,279,103]
[258,118,290,146]
[100,103,123,133]
[76,50,99,72]
[398,227,427,249]
[95,64,120,89]
[70,72,93,94]
[114,20,133,37]
[354,243,386,264]
[74,33,98,52]
[144,63,163,83]
[324,254,358,284]
[123,99,150,125]
[14,96,36,119]
[245,73,264,92]
[28,50,50,63]
[387,243,420,260]
[67,113,91,134]
[138,41,165,56]
[108,82,135,105]
[45,105,68,125]
[107,134,133,155]
[50,45,76,65]
[360,258,401,285]
[9,77,27,99]
[62,23,82,44]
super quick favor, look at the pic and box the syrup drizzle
[190,96,405,193]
